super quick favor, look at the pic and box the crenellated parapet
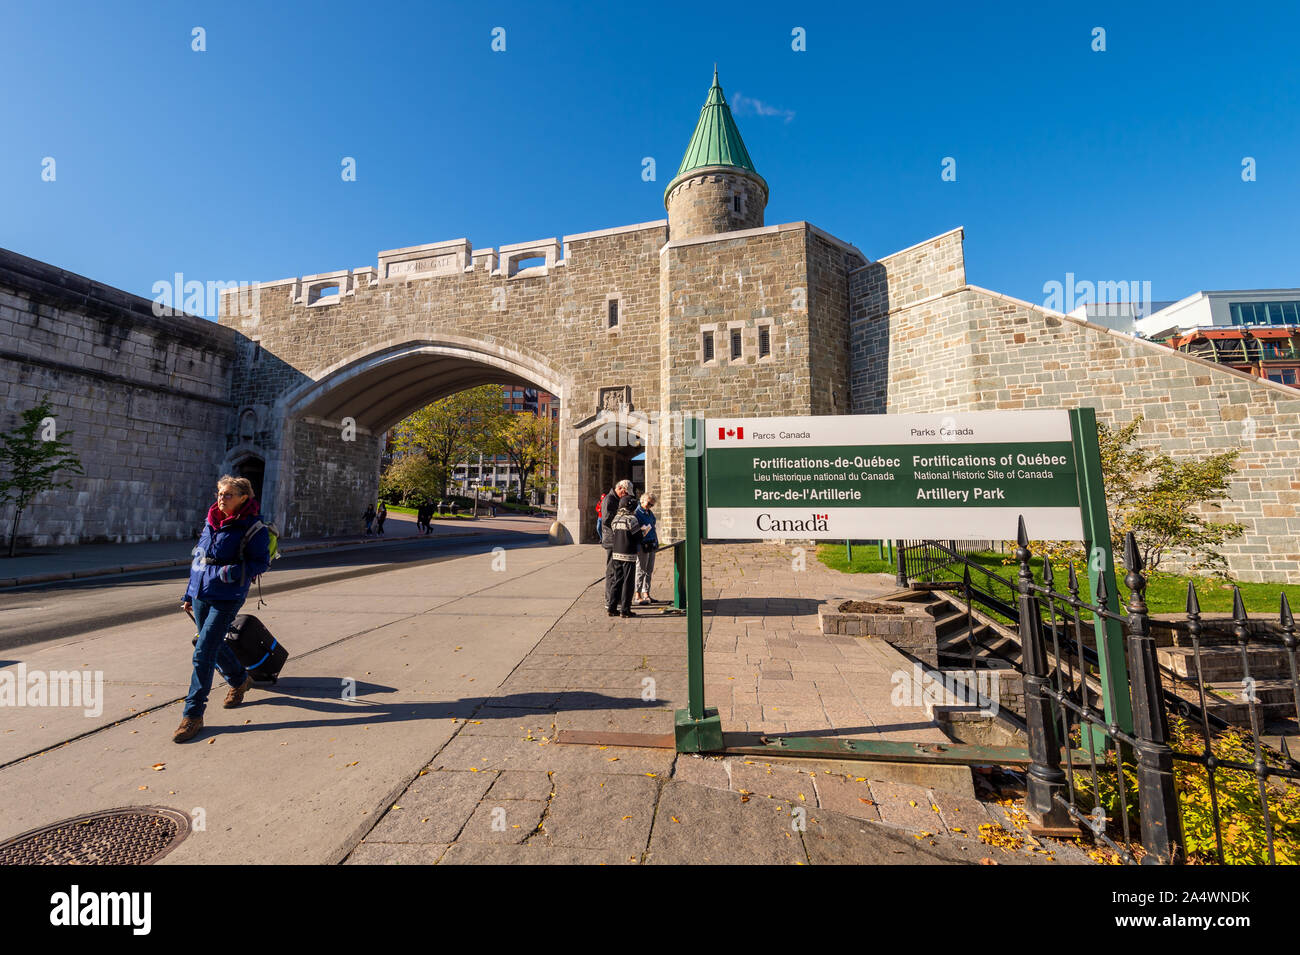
[217,224,675,317]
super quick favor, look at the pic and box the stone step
[1201,680,1298,726]
[1158,645,1293,682]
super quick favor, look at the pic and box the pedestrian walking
[174,475,272,743]
[363,504,375,536]
[375,502,387,536]
[417,501,431,534]
[634,492,658,605]
[605,495,646,617]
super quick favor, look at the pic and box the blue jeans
[184,596,247,718]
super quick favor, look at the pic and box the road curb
[0,528,491,590]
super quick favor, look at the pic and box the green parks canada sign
[704,410,1085,540]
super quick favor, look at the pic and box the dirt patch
[837,600,904,614]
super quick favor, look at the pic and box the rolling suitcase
[223,614,288,684]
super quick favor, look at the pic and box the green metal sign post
[1068,407,1134,744]
[674,417,723,752]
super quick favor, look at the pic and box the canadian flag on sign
[717,426,744,440]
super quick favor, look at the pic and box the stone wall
[806,227,865,415]
[0,248,239,547]
[849,230,1300,582]
[285,417,383,538]
[657,222,834,539]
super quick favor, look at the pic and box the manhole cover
[0,807,191,865]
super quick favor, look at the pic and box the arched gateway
[218,70,868,543]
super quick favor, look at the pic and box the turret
[664,68,768,240]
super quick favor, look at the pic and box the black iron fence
[897,521,1300,864]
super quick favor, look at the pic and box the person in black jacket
[600,480,631,568]
[606,494,647,617]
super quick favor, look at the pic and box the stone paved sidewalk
[345,543,1093,864]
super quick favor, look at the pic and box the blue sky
[3,0,1297,315]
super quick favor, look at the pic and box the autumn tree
[378,453,442,505]
[389,386,508,497]
[1098,414,1245,576]
[1018,414,1245,578]
[491,413,557,500]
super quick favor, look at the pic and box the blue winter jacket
[635,506,658,548]
[184,499,272,603]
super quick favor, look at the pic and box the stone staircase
[1158,643,1298,727]
[880,587,1023,670]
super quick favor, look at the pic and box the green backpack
[238,520,280,606]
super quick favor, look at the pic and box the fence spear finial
[1281,591,1294,629]
[1232,586,1248,624]
[1122,531,1142,573]
[1016,515,1028,549]
[1185,580,1200,617]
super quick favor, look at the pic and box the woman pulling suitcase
[174,475,272,743]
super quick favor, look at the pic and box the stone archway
[570,410,656,544]
[267,337,574,539]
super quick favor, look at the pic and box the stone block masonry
[0,249,238,547]
[849,229,1299,582]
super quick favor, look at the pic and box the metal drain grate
[0,807,191,865]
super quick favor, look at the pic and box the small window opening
[730,329,742,360]
[758,326,770,357]
[702,331,715,362]
[608,300,619,328]
[308,284,340,305]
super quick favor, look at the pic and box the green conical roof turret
[665,68,761,200]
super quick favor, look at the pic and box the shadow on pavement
[195,690,660,737]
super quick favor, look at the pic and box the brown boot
[223,676,254,708]
[172,716,203,743]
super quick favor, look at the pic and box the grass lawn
[382,504,479,520]
[816,543,1295,617]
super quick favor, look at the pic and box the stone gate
[3,69,1295,579]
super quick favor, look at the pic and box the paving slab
[343,842,451,865]
[532,771,659,853]
[364,769,497,844]
[460,798,548,844]
[644,781,808,865]
[439,843,638,864]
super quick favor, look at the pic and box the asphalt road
[0,523,552,654]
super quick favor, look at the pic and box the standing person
[375,502,387,536]
[634,492,658,605]
[174,475,272,743]
[605,495,645,617]
[600,480,630,569]
[363,504,375,536]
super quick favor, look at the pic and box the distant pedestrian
[375,502,387,535]
[363,505,375,536]
[595,484,615,541]
[174,475,271,743]
[634,492,658,605]
[416,502,430,534]
[605,495,646,617]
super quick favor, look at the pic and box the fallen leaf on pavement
[152,763,165,771]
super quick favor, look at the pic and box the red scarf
[207,496,260,531]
